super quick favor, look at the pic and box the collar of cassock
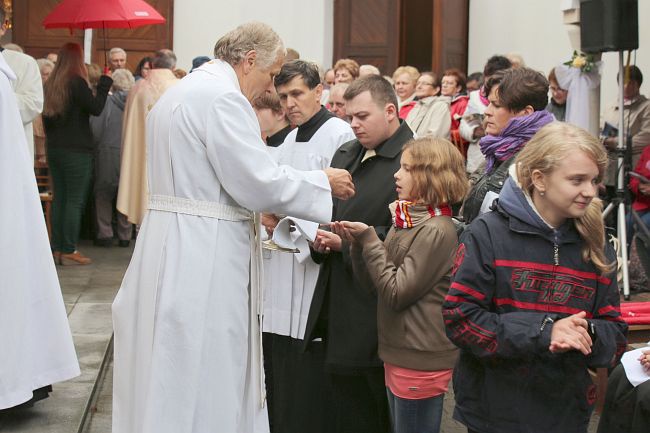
[295,106,334,142]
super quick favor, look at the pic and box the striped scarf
[389,200,452,229]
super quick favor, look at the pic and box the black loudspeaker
[580,0,639,53]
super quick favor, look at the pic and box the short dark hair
[0,5,6,24]
[618,65,643,87]
[274,60,321,89]
[343,75,398,109]
[467,72,483,84]
[483,55,512,77]
[484,67,549,112]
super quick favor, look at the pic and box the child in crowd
[332,137,468,433]
[443,122,628,433]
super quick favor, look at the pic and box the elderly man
[0,7,43,162]
[109,47,127,71]
[111,22,354,433]
[117,49,178,225]
[304,75,414,433]
[328,82,349,121]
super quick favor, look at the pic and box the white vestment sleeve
[205,92,332,224]
[13,55,43,125]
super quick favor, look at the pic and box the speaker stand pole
[616,51,630,300]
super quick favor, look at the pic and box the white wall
[468,0,650,110]
[173,0,334,72]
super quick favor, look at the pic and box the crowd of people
[2,8,650,433]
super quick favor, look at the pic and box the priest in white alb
[0,50,79,410]
[111,22,355,433]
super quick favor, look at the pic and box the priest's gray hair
[152,49,177,70]
[213,22,285,70]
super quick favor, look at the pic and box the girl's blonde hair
[43,43,89,117]
[515,122,613,274]
[403,137,468,207]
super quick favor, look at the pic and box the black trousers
[267,334,333,433]
[329,367,391,433]
[597,363,650,433]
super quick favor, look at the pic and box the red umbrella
[43,0,166,70]
[43,0,165,30]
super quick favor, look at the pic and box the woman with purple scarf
[461,67,554,223]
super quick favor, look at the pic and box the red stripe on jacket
[494,259,611,285]
[450,282,486,300]
[494,298,594,318]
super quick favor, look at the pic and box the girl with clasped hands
[442,122,627,433]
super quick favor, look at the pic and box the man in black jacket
[304,75,414,433]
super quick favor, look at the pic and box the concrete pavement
[0,241,132,433]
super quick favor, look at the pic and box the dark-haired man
[304,75,414,433]
[262,59,354,433]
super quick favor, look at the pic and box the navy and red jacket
[442,178,628,433]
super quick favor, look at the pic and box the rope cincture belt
[147,194,267,408]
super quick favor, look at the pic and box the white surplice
[2,49,43,162]
[263,116,354,339]
[0,53,79,410]
[111,60,333,433]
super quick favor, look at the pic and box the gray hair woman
[90,68,135,247]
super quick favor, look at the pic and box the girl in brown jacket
[332,137,468,433]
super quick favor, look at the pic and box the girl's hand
[549,311,592,355]
[312,229,342,253]
[331,221,369,243]
[342,221,369,237]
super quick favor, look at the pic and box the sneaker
[118,240,130,248]
[60,251,92,266]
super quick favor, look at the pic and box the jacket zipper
[553,231,559,266]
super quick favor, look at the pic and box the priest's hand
[312,229,342,253]
[324,168,355,200]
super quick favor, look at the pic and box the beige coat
[405,95,451,139]
[117,69,178,224]
[602,94,650,185]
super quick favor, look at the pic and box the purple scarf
[479,110,554,173]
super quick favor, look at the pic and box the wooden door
[333,0,401,75]
[12,0,173,71]
[333,0,468,76]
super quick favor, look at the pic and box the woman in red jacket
[441,68,469,157]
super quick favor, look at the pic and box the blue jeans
[386,387,444,433]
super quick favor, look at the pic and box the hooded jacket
[442,177,628,433]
